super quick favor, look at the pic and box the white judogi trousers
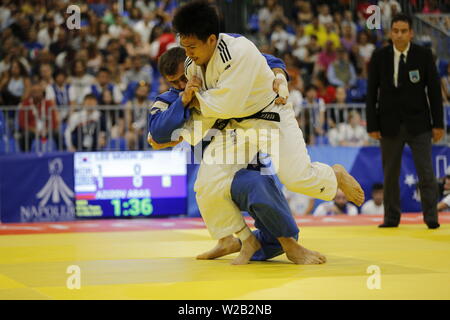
[194,102,338,239]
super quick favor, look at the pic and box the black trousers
[380,125,439,225]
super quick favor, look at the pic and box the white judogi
[182,34,338,239]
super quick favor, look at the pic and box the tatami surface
[0,215,449,300]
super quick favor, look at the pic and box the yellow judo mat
[0,223,449,300]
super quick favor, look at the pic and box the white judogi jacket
[185,33,278,119]
[182,34,339,239]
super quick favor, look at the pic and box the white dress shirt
[393,42,410,87]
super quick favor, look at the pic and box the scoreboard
[74,151,187,218]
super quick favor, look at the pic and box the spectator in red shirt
[357,1,373,20]
[312,72,336,104]
[18,81,60,151]
[422,0,441,13]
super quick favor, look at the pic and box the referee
[366,13,444,229]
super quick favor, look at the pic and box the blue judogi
[148,87,189,143]
[231,167,299,261]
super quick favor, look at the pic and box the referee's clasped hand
[432,128,444,143]
[369,131,382,140]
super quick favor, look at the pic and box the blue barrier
[0,152,75,223]
[2,146,449,222]
[186,146,450,216]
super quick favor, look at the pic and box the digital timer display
[74,151,187,218]
[110,198,153,216]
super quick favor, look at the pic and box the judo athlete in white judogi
[173,1,364,263]
[148,47,326,264]
[172,1,364,263]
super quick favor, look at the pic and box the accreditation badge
[83,135,93,148]
[409,70,420,83]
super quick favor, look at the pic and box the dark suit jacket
[366,43,443,137]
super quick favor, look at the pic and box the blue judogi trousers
[230,168,299,261]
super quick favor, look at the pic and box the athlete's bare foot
[231,233,261,265]
[196,235,242,260]
[332,164,365,206]
[278,237,327,264]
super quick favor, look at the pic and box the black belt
[235,109,280,122]
[211,97,280,130]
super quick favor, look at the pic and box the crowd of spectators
[248,0,450,146]
[0,0,178,152]
[0,0,449,153]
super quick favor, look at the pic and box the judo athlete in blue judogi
[147,47,326,264]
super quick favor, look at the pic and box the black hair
[391,13,413,29]
[30,79,43,87]
[9,58,28,77]
[305,84,317,92]
[315,71,329,86]
[158,47,186,77]
[97,67,110,75]
[53,68,67,79]
[71,59,86,75]
[84,93,97,102]
[172,0,220,42]
[372,183,384,192]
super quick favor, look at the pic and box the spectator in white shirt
[37,15,60,49]
[318,4,333,26]
[438,195,450,212]
[313,189,359,216]
[270,22,292,54]
[45,69,71,122]
[437,175,450,211]
[290,24,309,54]
[302,84,326,139]
[122,55,152,89]
[65,94,100,152]
[329,110,369,146]
[124,82,151,150]
[97,22,112,50]
[361,183,385,215]
[258,0,278,36]
[342,10,357,37]
[134,11,157,43]
[108,16,126,39]
[289,81,303,118]
[378,0,402,31]
[357,31,375,65]
[39,62,54,88]
[68,59,95,105]
[82,67,123,105]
